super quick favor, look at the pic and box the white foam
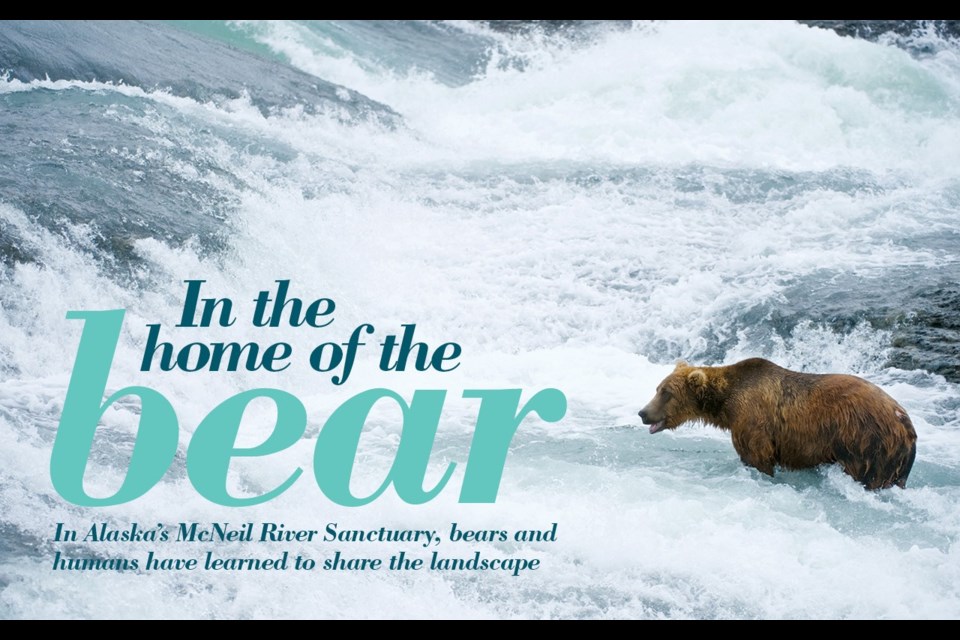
[246,20,960,175]
[1,20,959,618]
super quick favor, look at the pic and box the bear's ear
[675,360,689,370]
[687,369,708,397]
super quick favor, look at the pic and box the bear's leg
[836,457,879,489]
[834,431,916,490]
[731,429,776,477]
[894,440,917,489]
[894,414,918,489]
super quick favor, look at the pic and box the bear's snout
[638,409,650,423]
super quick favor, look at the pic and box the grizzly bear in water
[638,358,917,489]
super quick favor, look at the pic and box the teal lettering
[313,389,454,506]
[53,311,566,506]
[52,310,178,505]
[459,389,567,502]
[187,389,306,506]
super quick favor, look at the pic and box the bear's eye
[661,389,672,401]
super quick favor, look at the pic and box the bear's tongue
[649,421,666,434]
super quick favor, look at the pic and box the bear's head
[638,361,712,434]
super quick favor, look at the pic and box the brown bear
[638,358,917,489]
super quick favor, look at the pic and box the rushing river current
[1,20,959,618]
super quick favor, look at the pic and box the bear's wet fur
[639,358,917,489]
